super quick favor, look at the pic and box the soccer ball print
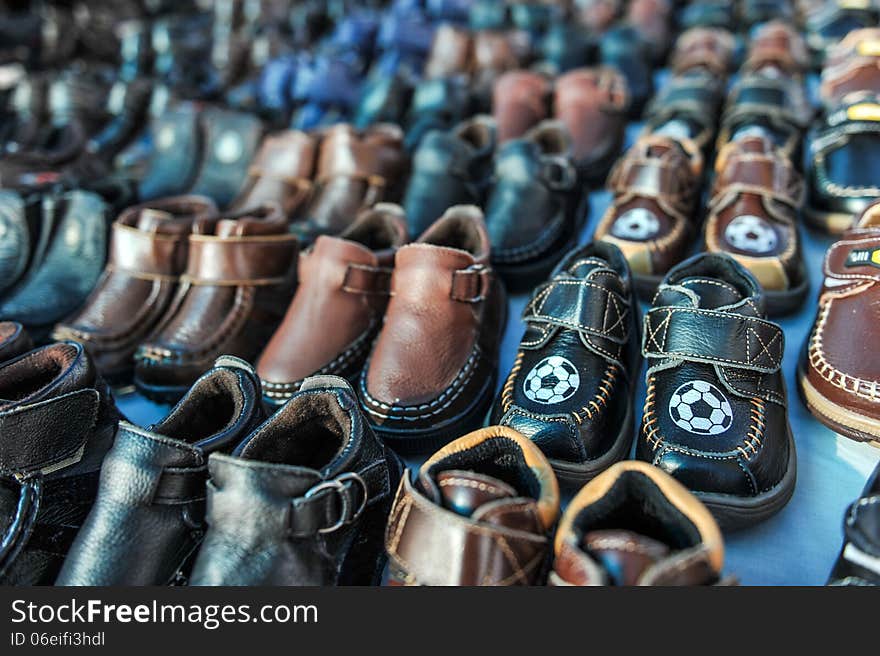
[611,208,660,241]
[668,380,733,435]
[523,356,581,405]
[724,214,778,254]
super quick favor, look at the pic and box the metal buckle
[542,156,577,191]
[304,472,368,534]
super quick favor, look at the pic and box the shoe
[643,72,725,152]
[492,242,640,485]
[56,357,265,586]
[257,204,408,408]
[679,0,734,31]
[799,200,880,445]
[485,120,586,291]
[0,190,110,339]
[593,134,703,299]
[704,134,808,316]
[539,21,597,74]
[134,203,297,402]
[229,129,317,219]
[551,461,730,585]
[742,20,810,77]
[492,70,551,143]
[627,0,673,63]
[668,27,736,79]
[599,25,653,116]
[404,115,495,237]
[292,123,407,243]
[804,2,879,68]
[0,190,41,296]
[828,461,880,586]
[635,253,796,530]
[0,321,30,362]
[137,103,203,201]
[0,342,120,585]
[189,375,403,586]
[405,75,475,149]
[385,425,559,585]
[52,196,219,385]
[359,205,506,454]
[577,0,621,35]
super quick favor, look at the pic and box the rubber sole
[133,378,189,404]
[694,425,797,532]
[803,204,856,235]
[764,268,810,318]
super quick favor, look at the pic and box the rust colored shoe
[593,134,703,298]
[492,70,551,143]
[704,134,808,316]
[134,202,298,402]
[359,205,507,454]
[384,425,560,586]
[257,204,408,408]
[52,196,219,385]
[800,200,880,446]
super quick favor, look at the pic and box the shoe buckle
[304,472,368,534]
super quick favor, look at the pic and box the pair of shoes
[405,115,586,290]
[57,367,402,586]
[492,66,629,184]
[497,245,796,530]
[0,334,121,585]
[257,203,506,456]
[385,426,730,586]
[803,0,880,68]
[53,197,298,399]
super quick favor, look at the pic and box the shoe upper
[492,242,640,466]
[0,322,31,363]
[551,461,727,585]
[0,342,120,585]
[491,70,551,143]
[189,376,399,586]
[257,204,408,406]
[385,425,559,585]
[828,461,880,586]
[56,356,265,586]
[635,253,792,501]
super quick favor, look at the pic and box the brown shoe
[550,461,729,586]
[134,202,298,402]
[492,70,551,143]
[800,200,880,445]
[593,134,703,298]
[384,425,560,586]
[257,204,408,408]
[669,27,736,77]
[229,129,317,219]
[52,196,219,384]
[293,124,407,244]
[553,66,629,184]
[0,321,31,363]
[704,134,808,316]
[359,205,507,454]
[742,20,810,76]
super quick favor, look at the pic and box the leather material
[492,242,640,470]
[539,22,597,74]
[643,72,725,152]
[635,254,793,508]
[805,4,879,64]
[189,377,401,586]
[52,196,219,382]
[0,342,120,585]
[0,322,31,363]
[360,205,506,449]
[404,115,495,237]
[680,1,734,30]
[627,0,672,62]
[704,135,806,296]
[669,27,736,78]
[0,191,110,334]
[828,461,880,585]
[354,71,413,130]
[599,25,652,115]
[492,70,551,143]
[138,103,203,201]
[0,190,39,296]
[134,203,297,400]
[594,134,703,280]
[257,204,408,407]
[743,20,809,77]
[551,461,727,586]
[56,358,266,586]
[294,123,407,243]
[405,75,474,150]
[385,426,559,585]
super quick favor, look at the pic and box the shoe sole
[803,204,855,235]
[693,424,797,532]
[133,378,190,404]
[764,269,810,317]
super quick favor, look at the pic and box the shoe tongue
[582,529,671,585]
[656,276,747,312]
[565,255,610,280]
[435,470,517,513]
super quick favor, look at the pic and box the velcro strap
[0,389,99,476]
[643,307,783,372]
[152,465,209,505]
[451,265,491,303]
[286,461,389,538]
[611,159,678,199]
[824,234,880,283]
[524,279,629,344]
[109,223,187,280]
[182,234,298,285]
[342,263,392,295]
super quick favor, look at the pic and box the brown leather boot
[133,202,298,402]
[492,70,551,143]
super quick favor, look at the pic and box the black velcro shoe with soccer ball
[635,253,796,531]
[490,242,641,487]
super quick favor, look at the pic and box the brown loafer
[257,204,408,408]
[800,200,880,445]
[134,202,298,402]
[359,205,506,454]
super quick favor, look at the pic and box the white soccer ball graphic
[724,215,777,254]
[668,380,733,436]
[523,356,580,405]
[611,208,660,241]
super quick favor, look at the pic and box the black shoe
[828,461,880,586]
